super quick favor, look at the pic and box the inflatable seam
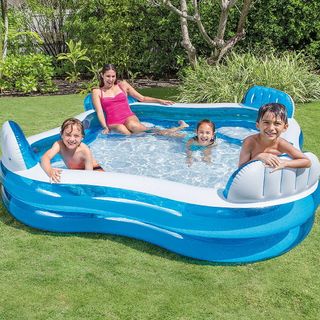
[280,169,283,195]
[262,166,266,198]
[307,167,311,187]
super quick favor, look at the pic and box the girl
[159,119,216,166]
[41,118,103,183]
[92,64,173,135]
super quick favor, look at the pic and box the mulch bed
[0,79,180,97]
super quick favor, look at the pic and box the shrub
[0,54,57,93]
[177,52,320,103]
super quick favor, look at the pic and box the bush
[177,52,320,103]
[0,54,57,93]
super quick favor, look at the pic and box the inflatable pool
[1,86,320,263]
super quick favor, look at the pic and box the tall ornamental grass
[177,52,320,103]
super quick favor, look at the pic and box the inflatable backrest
[281,118,303,149]
[224,152,320,203]
[84,93,94,111]
[0,121,38,172]
[242,86,295,118]
[83,93,138,111]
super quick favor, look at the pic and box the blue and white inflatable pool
[1,86,320,263]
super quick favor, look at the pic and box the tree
[160,0,252,66]
[1,0,9,60]
[18,0,75,56]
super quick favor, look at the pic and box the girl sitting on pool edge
[92,64,173,135]
[158,119,216,166]
[41,118,104,183]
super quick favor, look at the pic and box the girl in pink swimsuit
[92,64,174,135]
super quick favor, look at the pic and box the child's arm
[239,135,282,168]
[92,88,109,134]
[41,141,62,182]
[203,145,214,163]
[186,139,194,166]
[82,144,94,170]
[271,139,311,171]
[238,137,253,167]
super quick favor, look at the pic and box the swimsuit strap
[118,82,127,96]
[99,83,127,98]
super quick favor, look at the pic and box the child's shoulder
[244,132,259,141]
[186,135,197,144]
[241,133,259,149]
[78,142,92,154]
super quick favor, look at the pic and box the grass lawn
[0,92,320,320]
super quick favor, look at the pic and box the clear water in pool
[88,125,257,189]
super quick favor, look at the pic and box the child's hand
[49,168,62,183]
[203,156,212,164]
[257,153,282,168]
[270,160,287,173]
[186,156,193,167]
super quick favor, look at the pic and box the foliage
[2,0,320,79]
[0,94,320,319]
[17,0,76,56]
[57,40,90,83]
[0,53,57,93]
[243,0,320,68]
[64,0,183,78]
[177,52,320,103]
[161,0,253,66]
[4,9,43,55]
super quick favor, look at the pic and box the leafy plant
[78,62,100,94]
[0,53,57,93]
[57,40,90,83]
[127,70,140,83]
[177,52,320,103]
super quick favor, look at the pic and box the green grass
[0,93,320,319]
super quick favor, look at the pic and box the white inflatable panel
[226,152,320,203]
[1,121,28,172]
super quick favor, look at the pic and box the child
[158,119,216,165]
[238,103,311,171]
[41,118,103,183]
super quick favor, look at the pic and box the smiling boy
[41,118,103,182]
[238,103,311,171]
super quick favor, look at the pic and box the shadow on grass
[0,201,222,267]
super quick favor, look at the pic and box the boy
[238,103,311,171]
[41,118,103,183]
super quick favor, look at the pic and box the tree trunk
[162,0,252,65]
[1,0,9,61]
[180,0,197,68]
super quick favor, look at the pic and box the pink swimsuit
[100,84,135,126]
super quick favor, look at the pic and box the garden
[1,0,320,319]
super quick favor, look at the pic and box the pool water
[88,124,257,189]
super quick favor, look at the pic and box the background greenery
[177,52,320,103]
[1,0,320,85]
[0,92,320,319]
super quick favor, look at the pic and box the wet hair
[256,103,288,124]
[99,63,117,88]
[60,118,85,137]
[196,119,216,133]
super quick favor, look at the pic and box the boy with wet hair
[238,103,311,171]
